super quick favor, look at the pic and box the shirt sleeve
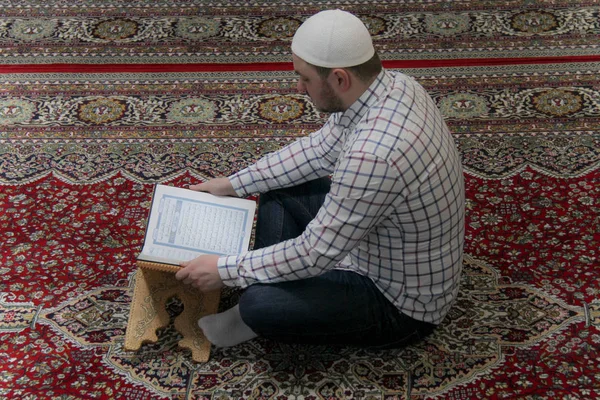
[218,151,404,287]
[229,115,344,196]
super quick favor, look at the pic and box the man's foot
[198,304,258,347]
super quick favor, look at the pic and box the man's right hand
[189,177,238,197]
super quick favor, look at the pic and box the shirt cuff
[217,255,245,287]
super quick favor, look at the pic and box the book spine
[137,261,181,274]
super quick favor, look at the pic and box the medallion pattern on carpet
[0,1,599,63]
[0,169,598,399]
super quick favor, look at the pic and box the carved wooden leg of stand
[124,268,220,362]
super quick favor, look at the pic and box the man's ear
[330,68,352,92]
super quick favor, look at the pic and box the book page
[138,184,256,265]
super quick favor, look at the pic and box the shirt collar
[337,69,391,129]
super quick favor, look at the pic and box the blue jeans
[239,178,436,348]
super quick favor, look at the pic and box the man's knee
[238,284,282,334]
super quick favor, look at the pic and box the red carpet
[1,1,599,399]
[4,55,600,74]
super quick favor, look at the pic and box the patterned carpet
[1,0,600,64]
[1,1,600,399]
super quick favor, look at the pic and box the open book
[126,183,256,362]
[137,183,257,272]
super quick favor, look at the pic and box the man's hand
[189,177,237,197]
[176,254,224,292]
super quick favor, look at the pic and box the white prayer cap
[291,9,375,68]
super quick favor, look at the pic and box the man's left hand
[176,254,223,291]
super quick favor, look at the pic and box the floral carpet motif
[0,0,599,64]
[1,12,600,397]
[2,62,600,186]
[0,167,599,399]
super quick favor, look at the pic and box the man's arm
[230,116,343,196]
[219,152,403,287]
[179,116,344,290]
[188,116,342,198]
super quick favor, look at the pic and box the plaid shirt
[218,69,465,325]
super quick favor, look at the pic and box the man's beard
[314,80,345,113]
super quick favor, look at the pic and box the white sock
[198,304,258,348]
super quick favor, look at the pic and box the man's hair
[311,52,382,83]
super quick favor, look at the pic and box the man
[175,9,465,349]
